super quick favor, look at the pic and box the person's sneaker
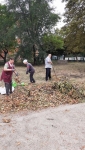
[10,91,12,94]
[49,78,51,80]
[32,81,35,83]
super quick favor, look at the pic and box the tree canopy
[62,0,85,55]
[6,0,60,63]
[0,4,15,63]
[42,32,64,55]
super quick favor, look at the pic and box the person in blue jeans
[23,59,35,83]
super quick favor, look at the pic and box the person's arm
[26,64,30,74]
[14,69,18,76]
[47,57,52,64]
[4,63,15,71]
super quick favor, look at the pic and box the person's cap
[23,59,28,63]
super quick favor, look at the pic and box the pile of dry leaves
[0,80,85,113]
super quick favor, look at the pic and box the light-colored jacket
[45,56,52,68]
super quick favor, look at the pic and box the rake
[13,72,30,97]
[52,65,58,80]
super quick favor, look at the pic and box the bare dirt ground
[0,62,85,150]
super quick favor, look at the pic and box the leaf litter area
[0,78,85,114]
[0,62,85,114]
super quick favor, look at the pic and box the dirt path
[0,103,85,150]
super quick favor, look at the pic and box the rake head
[14,75,21,83]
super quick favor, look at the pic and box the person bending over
[23,59,35,83]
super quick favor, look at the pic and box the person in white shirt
[45,54,52,81]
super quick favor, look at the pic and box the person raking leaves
[45,54,53,81]
[0,58,17,101]
[23,59,35,83]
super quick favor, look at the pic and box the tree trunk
[0,48,8,64]
[33,45,36,65]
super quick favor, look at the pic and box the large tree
[42,33,64,54]
[6,0,60,63]
[62,0,85,55]
[0,4,15,63]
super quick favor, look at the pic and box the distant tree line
[0,0,85,64]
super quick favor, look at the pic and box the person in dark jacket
[23,59,35,83]
[0,58,15,98]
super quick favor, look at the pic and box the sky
[0,0,66,28]
[50,0,66,28]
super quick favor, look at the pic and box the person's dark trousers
[30,72,35,83]
[5,81,12,95]
[46,68,51,81]
[9,81,12,93]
